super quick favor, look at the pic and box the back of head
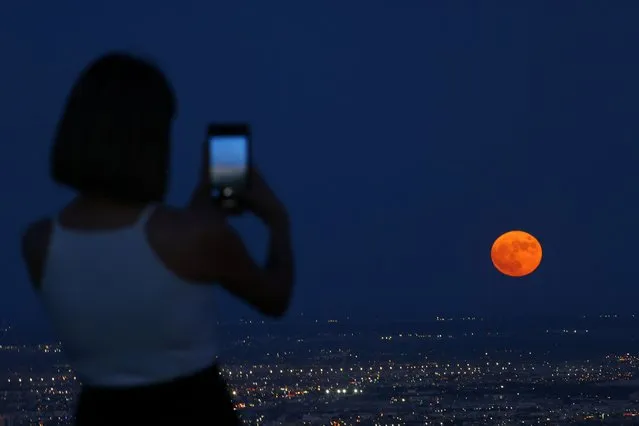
[51,52,176,203]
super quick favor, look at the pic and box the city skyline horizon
[3,309,638,344]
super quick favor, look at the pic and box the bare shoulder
[146,205,228,283]
[21,217,54,290]
[150,205,226,240]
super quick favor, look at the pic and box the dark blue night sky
[2,1,639,334]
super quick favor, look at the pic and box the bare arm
[194,215,294,318]
[186,145,294,316]
[259,216,295,314]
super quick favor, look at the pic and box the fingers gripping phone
[208,123,251,211]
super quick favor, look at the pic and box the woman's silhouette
[20,52,294,425]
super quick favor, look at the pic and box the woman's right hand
[242,168,289,226]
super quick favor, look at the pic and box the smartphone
[208,123,251,210]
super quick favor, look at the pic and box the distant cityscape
[1,314,639,425]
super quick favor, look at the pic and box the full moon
[491,230,542,277]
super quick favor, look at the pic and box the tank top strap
[50,214,61,238]
[135,204,157,228]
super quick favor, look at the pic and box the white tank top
[38,205,219,387]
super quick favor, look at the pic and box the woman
[20,52,294,425]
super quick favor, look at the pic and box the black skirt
[75,363,240,426]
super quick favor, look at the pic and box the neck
[75,193,147,210]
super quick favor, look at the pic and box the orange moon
[491,230,542,277]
